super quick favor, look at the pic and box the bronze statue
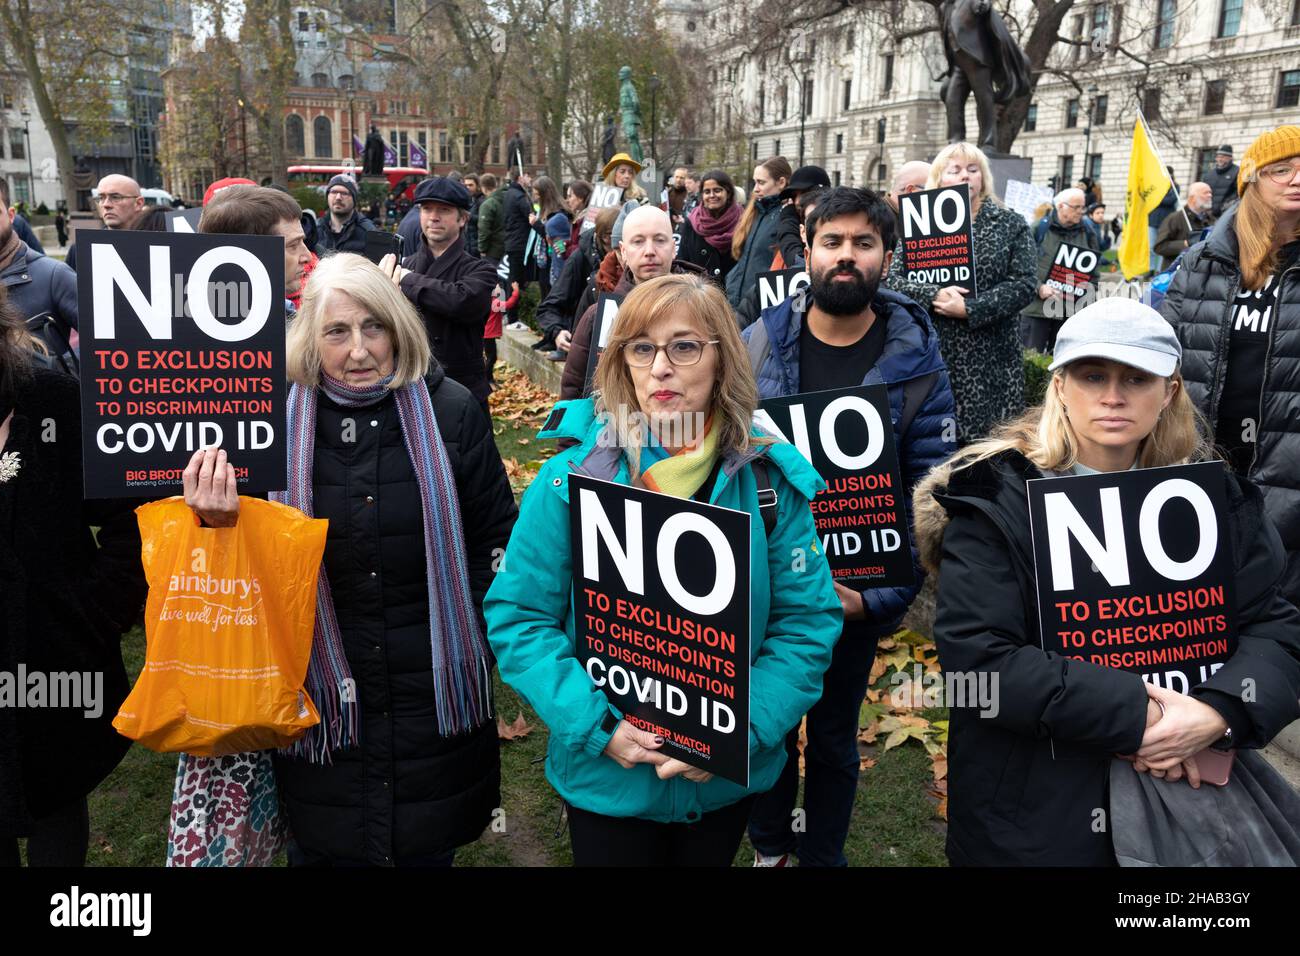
[940,0,1031,153]
[362,126,386,176]
[618,66,644,164]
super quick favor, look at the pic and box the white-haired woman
[913,299,1300,865]
[181,252,517,867]
[887,142,1038,443]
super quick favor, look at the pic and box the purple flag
[409,139,428,170]
[383,140,398,167]
[353,135,363,159]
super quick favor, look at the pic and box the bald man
[886,161,933,213]
[1154,181,1216,271]
[560,205,703,400]
[65,173,145,272]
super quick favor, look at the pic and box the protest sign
[898,184,978,297]
[570,474,751,786]
[582,183,625,231]
[582,293,623,397]
[1004,179,1055,224]
[1027,462,1237,695]
[165,208,204,233]
[756,268,810,312]
[1044,242,1099,301]
[756,384,913,587]
[76,230,287,498]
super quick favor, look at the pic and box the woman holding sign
[886,142,1038,443]
[485,273,842,866]
[913,298,1300,866]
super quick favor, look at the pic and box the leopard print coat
[887,198,1037,443]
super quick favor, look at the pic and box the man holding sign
[913,299,1300,866]
[1022,187,1101,353]
[743,187,957,867]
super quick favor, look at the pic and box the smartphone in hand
[363,230,404,265]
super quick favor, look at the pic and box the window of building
[391,100,406,115]
[1292,0,1300,25]
[285,114,305,154]
[774,139,781,157]
[751,140,759,161]
[313,115,332,158]
[338,74,354,90]
[758,85,765,121]
[439,130,451,163]
[845,27,854,51]
[1155,0,1176,47]
[1086,154,1102,180]
[876,117,886,143]
[1280,70,1300,108]
[803,75,813,115]
[843,79,851,112]
[0,133,5,158]
[1143,87,1162,119]
[1059,155,1075,185]
[1195,147,1218,180]
[297,10,308,31]
[1091,94,1106,125]
[8,127,24,160]
[1217,0,1242,37]
[875,162,887,187]
[779,83,788,121]
[310,72,328,87]
[833,170,841,186]
[1024,103,1038,132]
[462,131,476,162]
[11,174,29,205]
[883,53,894,93]
[1090,4,1108,56]
[835,132,844,153]
[1070,15,1085,62]
[1204,80,1226,114]
[686,20,695,31]
[1066,98,1079,128]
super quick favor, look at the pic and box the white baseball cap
[1048,297,1182,377]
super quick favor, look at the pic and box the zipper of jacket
[1246,260,1300,476]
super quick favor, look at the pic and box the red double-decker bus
[286,165,429,201]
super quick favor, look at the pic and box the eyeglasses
[1260,162,1300,184]
[1063,203,1086,211]
[95,193,140,205]
[622,339,719,367]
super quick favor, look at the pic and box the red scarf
[688,202,741,254]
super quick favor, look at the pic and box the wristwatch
[1210,725,1234,752]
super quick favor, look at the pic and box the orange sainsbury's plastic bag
[114,496,328,756]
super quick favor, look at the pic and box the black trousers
[567,795,756,867]
[1,797,90,867]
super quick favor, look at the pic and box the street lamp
[237,98,249,178]
[648,73,661,167]
[1082,84,1099,184]
[20,109,35,208]
[790,47,812,167]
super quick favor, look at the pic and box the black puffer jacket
[315,212,377,256]
[502,181,533,257]
[1161,209,1300,607]
[913,450,1300,866]
[674,212,736,287]
[272,367,517,865]
[0,367,145,835]
[535,228,602,337]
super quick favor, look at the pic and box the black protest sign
[756,384,913,587]
[76,230,287,498]
[1044,242,1098,300]
[1027,462,1237,694]
[165,208,204,233]
[756,268,810,312]
[582,293,623,397]
[898,184,978,297]
[570,474,751,786]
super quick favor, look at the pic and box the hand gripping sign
[1027,462,1238,695]
[570,474,751,786]
[76,230,287,497]
[756,384,913,587]
[897,183,978,297]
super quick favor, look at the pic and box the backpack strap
[750,458,778,539]
[898,371,939,439]
[745,319,771,378]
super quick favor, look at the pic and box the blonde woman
[602,152,648,204]
[1161,124,1300,608]
[485,273,841,866]
[887,142,1038,443]
[913,298,1300,865]
[181,252,517,866]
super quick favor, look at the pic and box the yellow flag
[1117,118,1173,279]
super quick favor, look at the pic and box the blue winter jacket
[483,399,843,822]
[724,195,783,309]
[742,288,957,634]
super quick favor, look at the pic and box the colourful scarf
[639,416,720,499]
[271,374,494,762]
[688,202,741,255]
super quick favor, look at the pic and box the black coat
[914,450,1300,866]
[1161,209,1300,607]
[535,229,600,336]
[0,367,145,834]
[400,235,497,404]
[465,195,484,258]
[502,182,533,257]
[315,212,377,256]
[674,213,736,287]
[273,367,517,865]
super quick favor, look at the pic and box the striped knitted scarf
[271,374,494,763]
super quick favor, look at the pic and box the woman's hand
[1133,754,1204,788]
[555,329,572,352]
[833,582,865,621]
[1135,682,1228,770]
[602,720,669,770]
[182,447,239,527]
[656,758,713,784]
[932,286,969,318]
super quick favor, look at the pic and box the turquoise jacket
[484,399,843,822]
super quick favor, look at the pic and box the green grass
[76,406,945,866]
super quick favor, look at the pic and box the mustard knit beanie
[1238,125,1300,195]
